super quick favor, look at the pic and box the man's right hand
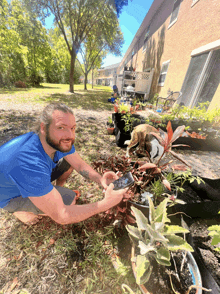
[104,183,128,206]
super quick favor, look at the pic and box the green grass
[0,83,142,294]
[0,83,114,111]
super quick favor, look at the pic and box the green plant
[119,103,130,114]
[172,169,205,194]
[126,200,193,285]
[122,113,140,132]
[208,212,220,252]
[108,116,113,124]
[161,102,220,126]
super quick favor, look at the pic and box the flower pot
[114,105,118,113]
[131,245,202,294]
[107,127,114,135]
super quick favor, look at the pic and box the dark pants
[3,158,76,214]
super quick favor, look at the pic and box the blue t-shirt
[0,132,75,208]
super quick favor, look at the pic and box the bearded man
[0,103,127,225]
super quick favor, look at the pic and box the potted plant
[107,117,115,135]
[118,103,130,114]
[126,202,205,294]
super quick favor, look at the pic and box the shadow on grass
[38,90,113,111]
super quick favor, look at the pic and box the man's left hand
[101,171,119,190]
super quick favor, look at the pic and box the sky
[102,0,154,67]
[45,0,154,67]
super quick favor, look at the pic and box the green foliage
[126,200,193,285]
[24,0,124,92]
[208,212,220,252]
[108,116,113,124]
[162,102,220,125]
[122,112,140,132]
[172,169,205,194]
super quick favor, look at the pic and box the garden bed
[1,95,220,294]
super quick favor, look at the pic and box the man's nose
[64,128,74,138]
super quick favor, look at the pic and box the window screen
[180,52,209,106]
[169,0,181,26]
[158,61,170,86]
[196,49,220,106]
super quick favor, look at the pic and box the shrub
[14,81,27,88]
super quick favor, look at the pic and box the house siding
[119,0,220,108]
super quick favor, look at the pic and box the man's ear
[40,122,46,135]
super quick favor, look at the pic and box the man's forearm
[65,153,102,185]
[60,199,112,224]
[78,165,102,185]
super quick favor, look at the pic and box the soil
[1,102,220,293]
[135,250,196,294]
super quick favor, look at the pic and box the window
[168,0,181,29]
[158,60,170,86]
[180,49,220,107]
[191,0,200,7]
[143,25,150,52]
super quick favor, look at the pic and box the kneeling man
[0,103,127,225]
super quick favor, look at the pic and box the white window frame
[142,26,150,52]
[158,60,170,86]
[168,0,181,29]
[191,0,200,7]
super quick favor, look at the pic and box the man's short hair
[34,103,74,134]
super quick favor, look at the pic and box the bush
[14,81,27,88]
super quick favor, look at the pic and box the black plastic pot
[173,136,220,152]
[183,218,220,294]
[112,112,146,148]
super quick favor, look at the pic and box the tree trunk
[92,69,94,89]
[69,51,76,93]
[84,72,88,90]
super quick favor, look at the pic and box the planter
[131,245,202,294]
[107,127,115,135]
[128,176,220,219]
[112,112,146,147]
[183,217,220,294]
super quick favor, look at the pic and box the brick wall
[125,0,220,108]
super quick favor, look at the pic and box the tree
[24,0,124,93]
[0,0,23,85]
[78,18,123,90]
[10,0,52,85]
[0,0,53,86]
[46,27,83,84]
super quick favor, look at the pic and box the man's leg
[6,158,75,225]
[13,211,41,225]
[51,158,74,187]
[55,166,74,187]
[6,186,76,225]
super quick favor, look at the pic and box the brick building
[96,63,120,87]
[117,0,220,109]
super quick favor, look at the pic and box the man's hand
[104,183,128,206]
[101,171,119,189]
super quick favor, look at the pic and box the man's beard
[46,129,74,153]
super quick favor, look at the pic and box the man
[0,103,128,225]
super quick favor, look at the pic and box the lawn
[0,83,142,294]
[0,83,114,111]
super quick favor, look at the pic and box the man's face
[45,110,76,153]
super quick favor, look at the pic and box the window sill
[191,0,200,7]
[167,19,177,30]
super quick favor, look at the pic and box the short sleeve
[9,157,54,198]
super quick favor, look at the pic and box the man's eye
[58,127,64,130]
